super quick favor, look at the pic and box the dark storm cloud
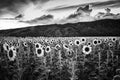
[47,0,120,12]
[67,13,79,19]
[93,0,120,8]
[24,14,54,24]
[0,0,50,14]
[34,14,53,21]
[0,0,50,8]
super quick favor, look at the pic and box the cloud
[0,0,50,8]
[32,14,53,21]
[0,0,50,16]
[0,0,119,18]
[67,13,79,19]
[67,5,92,19]
[47,0,120,12]
[93,0,120,8]
[23,14,54,24]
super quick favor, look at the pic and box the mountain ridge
[0,19,120,37]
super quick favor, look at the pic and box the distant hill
[0,19,120,37]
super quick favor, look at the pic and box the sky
[0,0,120,19]
[0,0,120,30]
